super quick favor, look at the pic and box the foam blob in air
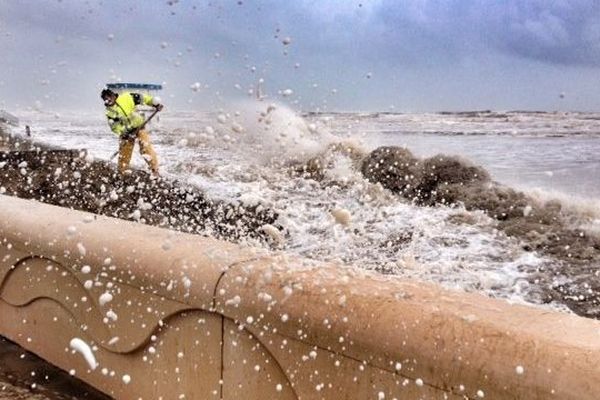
[69,338,97,370]
[331,208,351,226]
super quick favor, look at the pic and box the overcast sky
[1,0,600,112]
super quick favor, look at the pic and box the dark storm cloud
[1,0,599,111]
[371,0,600,67]
[486,0,600,66]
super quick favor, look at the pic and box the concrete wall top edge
[0,194,266,311]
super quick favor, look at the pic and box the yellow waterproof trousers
[118,129,159,175]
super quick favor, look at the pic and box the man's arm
[137,93,164,110]
[130,92,164,111]
[106,109,126,136]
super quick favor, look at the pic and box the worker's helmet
[100,88,116,99]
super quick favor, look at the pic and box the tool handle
[123,108,161,140]
[138,108,160,131]
[110,108,161,160]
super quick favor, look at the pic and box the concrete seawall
[0,194,599,399]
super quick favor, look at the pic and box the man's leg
[118,138,135,174]
[137,129,159,175]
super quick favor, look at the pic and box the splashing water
[9,108,600,312]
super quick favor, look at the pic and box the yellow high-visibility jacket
[105,92,157,136]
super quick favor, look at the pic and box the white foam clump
[77,243,87,257]
[69,338,97,370]
[130,209,141,221]
[231,122,244,133]
[515,365,525,374]
[106,310,118,321]
[190,82,201,92]
[238,193,265,207]
[99,292,113,306]
[225,295,241,306]
[259,224,284,245]
[182,276,192,289]
[331,208,351,226]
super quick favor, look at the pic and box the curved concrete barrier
[0,194,599,399]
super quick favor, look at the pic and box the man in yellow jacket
[100,88,162,176]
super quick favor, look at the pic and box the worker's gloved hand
[122,128,138,140]
[155,104,164,111]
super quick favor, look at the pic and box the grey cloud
[490,1,600,66]
[369,0,600,67]
[1,0,599,112]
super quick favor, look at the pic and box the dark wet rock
[444,184,531,219]
[361,148,489,205]
[360,146,420,194]
[296,156,325,180]
[416,154,490,205]
[0,132,278,244]
[362,145,600,319]
[361,146,600,262]
[379,231,413,252]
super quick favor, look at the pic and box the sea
[8,102,600,312]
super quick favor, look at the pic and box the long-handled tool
[109,108,160,161]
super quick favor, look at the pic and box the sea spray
[5,110,600,318]
[214,99,337,165]
[361,145,600,264]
